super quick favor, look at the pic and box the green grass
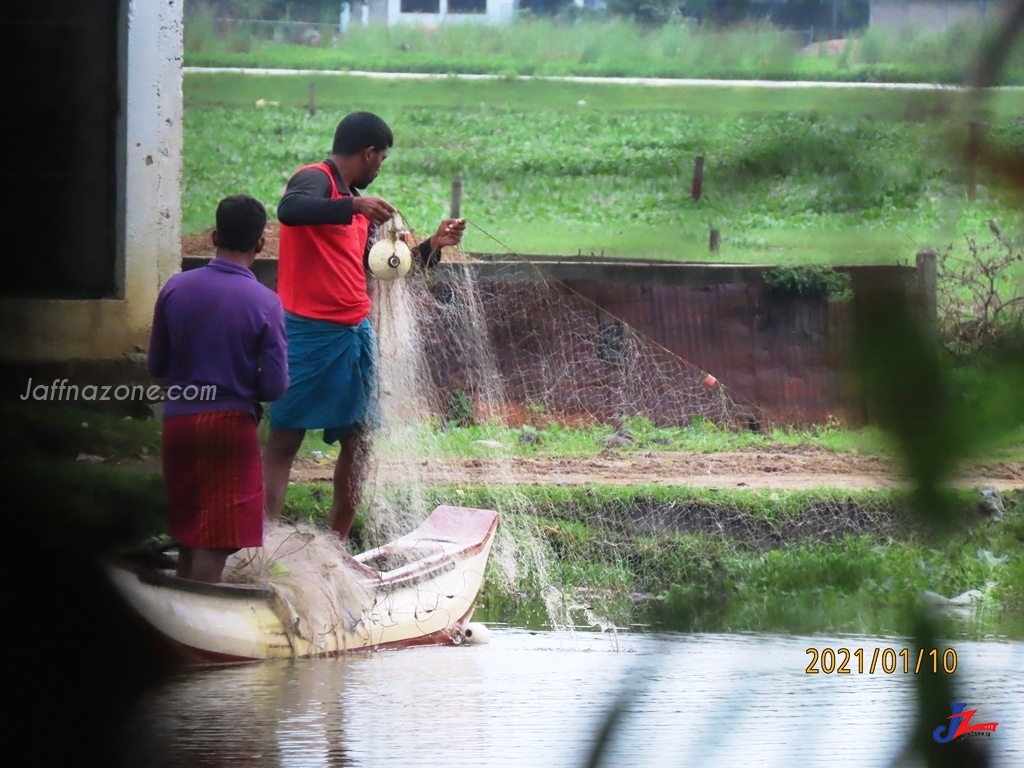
[183,15,1024,85]
[971,423,1024,463]
[331,413,1024,463]
[368,416,897,458]
[15,400,1016,468]
[4,401,162,461]
[432,482,928,524]
[184,71,1024,118]
[438,484,1024,637]
[183,76,1024,270]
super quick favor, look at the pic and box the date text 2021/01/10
[805,647,958,675]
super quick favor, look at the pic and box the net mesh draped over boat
[226,523,374,654]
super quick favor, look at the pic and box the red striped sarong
[161,410,264,550]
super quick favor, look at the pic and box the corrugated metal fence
[426,258,924,426]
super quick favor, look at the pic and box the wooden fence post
[709,228,720,253]
[967,121,981,201]
[450,174,462,219]
[916,246,938,325]
[691,156,705,201]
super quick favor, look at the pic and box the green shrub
[607,0,681,27]
[447,389,477,428]
[762,264,853,301]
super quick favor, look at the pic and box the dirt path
[290,446,1024,491]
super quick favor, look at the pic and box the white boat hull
[107,505,499,663]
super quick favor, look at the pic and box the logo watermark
[19,378,217,403]
[933,703,998,743]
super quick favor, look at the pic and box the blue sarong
[269,313,379,444]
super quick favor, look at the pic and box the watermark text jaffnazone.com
[19,378,217,403]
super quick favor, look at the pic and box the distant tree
[187,0,341,21]
[680,0,710,22]
[263,0,342,19]
[778,0,824,28]
[706,0,750,25]
[520,0,577,16]
[607,0,682,26]
[744,0,868,36]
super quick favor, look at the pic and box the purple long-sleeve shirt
[147,258,289,419]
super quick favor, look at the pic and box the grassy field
[183,73,1024,271]
[183,14,1024,85]
[184,71,1024,118]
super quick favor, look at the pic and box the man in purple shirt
[148,195,288,583]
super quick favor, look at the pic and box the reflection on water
[122,630,1023,767]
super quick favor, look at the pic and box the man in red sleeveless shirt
[264,111,465,539]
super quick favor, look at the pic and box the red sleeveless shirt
[277,162,371,325]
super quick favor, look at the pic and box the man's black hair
[332,111,394,156]
[215,195,267,252]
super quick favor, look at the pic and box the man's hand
[353,196,396,225]
[428,218,467,252]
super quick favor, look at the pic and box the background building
[1,0,183,361]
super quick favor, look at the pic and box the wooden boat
[106,505,499,664]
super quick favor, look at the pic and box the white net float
[368,237,412,281]
[463,622,490,645]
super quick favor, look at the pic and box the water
[121,629,1023,767]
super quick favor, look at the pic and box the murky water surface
[122,629,1022,767]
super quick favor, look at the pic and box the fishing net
[225,523,374,654]
[349,217,776,632]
